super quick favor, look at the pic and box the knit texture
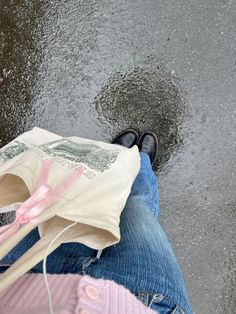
[0,273,157,314]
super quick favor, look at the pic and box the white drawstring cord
[43,222,77,314]
[96,249,103,259]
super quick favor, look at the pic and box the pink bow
[0,159,83,244]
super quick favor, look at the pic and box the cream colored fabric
[0,128,140,292]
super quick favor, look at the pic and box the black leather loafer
[112,128,139,148]
[138,131,158,165]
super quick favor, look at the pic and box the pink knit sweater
[0,274,157,314]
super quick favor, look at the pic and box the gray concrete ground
[0,0,236,313]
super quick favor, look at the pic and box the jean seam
[136,290,186,314]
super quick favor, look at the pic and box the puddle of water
[95,64,188,168]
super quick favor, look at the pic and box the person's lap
[0,153,191,314]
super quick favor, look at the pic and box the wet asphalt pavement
[0,0,236,313]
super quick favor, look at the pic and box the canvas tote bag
[0,128,140,291]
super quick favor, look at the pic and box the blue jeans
[0,152,192,314]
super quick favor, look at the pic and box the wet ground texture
[1,1,236,313]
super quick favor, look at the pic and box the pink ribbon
[0,160,83,244]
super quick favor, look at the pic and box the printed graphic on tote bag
[38,139,119,172]
[0,139,119,174]
[0,141,30,162]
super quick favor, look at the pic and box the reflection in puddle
[95,65,188,168]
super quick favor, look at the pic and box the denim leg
[86,153,192,314]
[32,241,97,274]
[130,152,159,217]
